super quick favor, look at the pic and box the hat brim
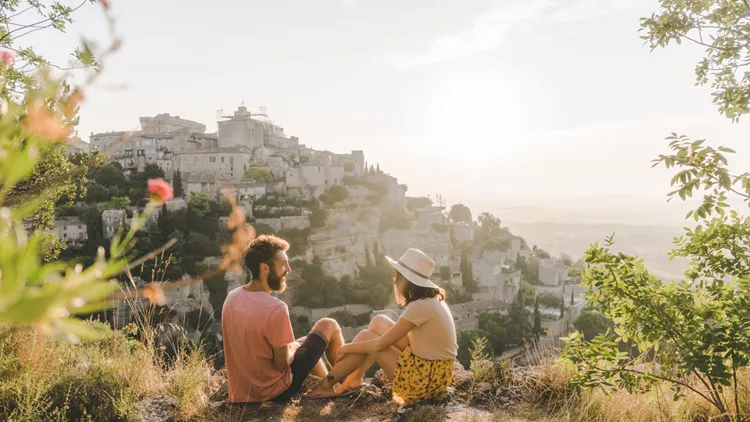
[385,255,440,289]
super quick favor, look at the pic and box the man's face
[267,251,291,292]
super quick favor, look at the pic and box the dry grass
[203,398,397,422]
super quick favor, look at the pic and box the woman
[305,248,458,406]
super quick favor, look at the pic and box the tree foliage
[561,3,750,419]
[640,0,750,121]
[573,310,611,341]
[244,166,274,183]
[173,170,182,197]
[449,203,472,223]
[460,250,476,293]
[406,196,432,212]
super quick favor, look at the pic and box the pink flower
[147,178,174,203]
[0,50,14,66]
[22,102,72,142]
[99,0,111,8]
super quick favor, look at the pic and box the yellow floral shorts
[391,345,454,406]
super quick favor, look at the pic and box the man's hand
[273,340,302,372]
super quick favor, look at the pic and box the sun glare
[429,71,522,157]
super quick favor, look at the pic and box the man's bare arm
[272,341,301,372]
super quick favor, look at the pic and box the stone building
[102,209,126,240]
[54,217,88,248]
[217,105,299,150]
[174,146,253,181]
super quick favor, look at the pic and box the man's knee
[368,315,394,333]
[313,317,341,337]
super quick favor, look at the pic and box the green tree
[572,310,611,341]
[379,206,413,232]
[309,207,328,229]
[532,297,542,338]
[185,232,220,260]
[204,273,228,319]
[460,250,477,293]
[449,203,472,223]
[560,3,750,419]
[173,170,183,197]
[561,253,573,267]
[640,0,750,121]
[439,265,451,281]
[244,166,274,183]
[559,295,565,319]
[189,192,211,218]
[104,196,131,210]
[6,143,85,250]
[277,228,310,258]
[85,182,112,203]
[477,212,501,233]
[406,196,432,212]
[132,163,165,188]
[320,185,349,205]
[94,164,125,188]
[506,290,532,346]
[536,248,551,259]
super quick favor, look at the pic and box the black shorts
[271,330,328,402]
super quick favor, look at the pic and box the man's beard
[268,271,286,292]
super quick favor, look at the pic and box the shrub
[537,292,563,309]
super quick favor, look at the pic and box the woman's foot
[336,379,363,392]
[303,377,337,399]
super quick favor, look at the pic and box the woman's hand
[336,344,353,363]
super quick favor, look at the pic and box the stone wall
[309,208,379,279]
[449,299,510,322]
[289,303,373,321]
[280,215,310,230]
[255,217,282,232]
[380,225,452,267]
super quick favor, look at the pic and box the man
[222,234,344,403]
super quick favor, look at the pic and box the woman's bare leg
[368,315,409,351]
[338,315,407,388]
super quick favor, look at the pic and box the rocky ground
[134,360,555,422]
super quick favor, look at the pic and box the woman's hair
[393,271,446,306]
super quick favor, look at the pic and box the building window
[210,157,216,163]
[221,157,224,163]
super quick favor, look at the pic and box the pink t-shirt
[222,287,295,402]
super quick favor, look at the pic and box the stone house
[54,217,87,248]
[102,209,126,239]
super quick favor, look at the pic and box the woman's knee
[368,315,395,333]
[353,329,378,342]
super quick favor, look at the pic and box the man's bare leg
[304,318,343,379]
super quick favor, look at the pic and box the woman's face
[392,271,409,304]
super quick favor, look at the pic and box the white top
[399,297,458,361]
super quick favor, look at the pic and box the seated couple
[221,235,458,406]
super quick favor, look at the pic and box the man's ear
[259,261,269,276]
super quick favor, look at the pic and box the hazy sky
[34,0,750,221]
